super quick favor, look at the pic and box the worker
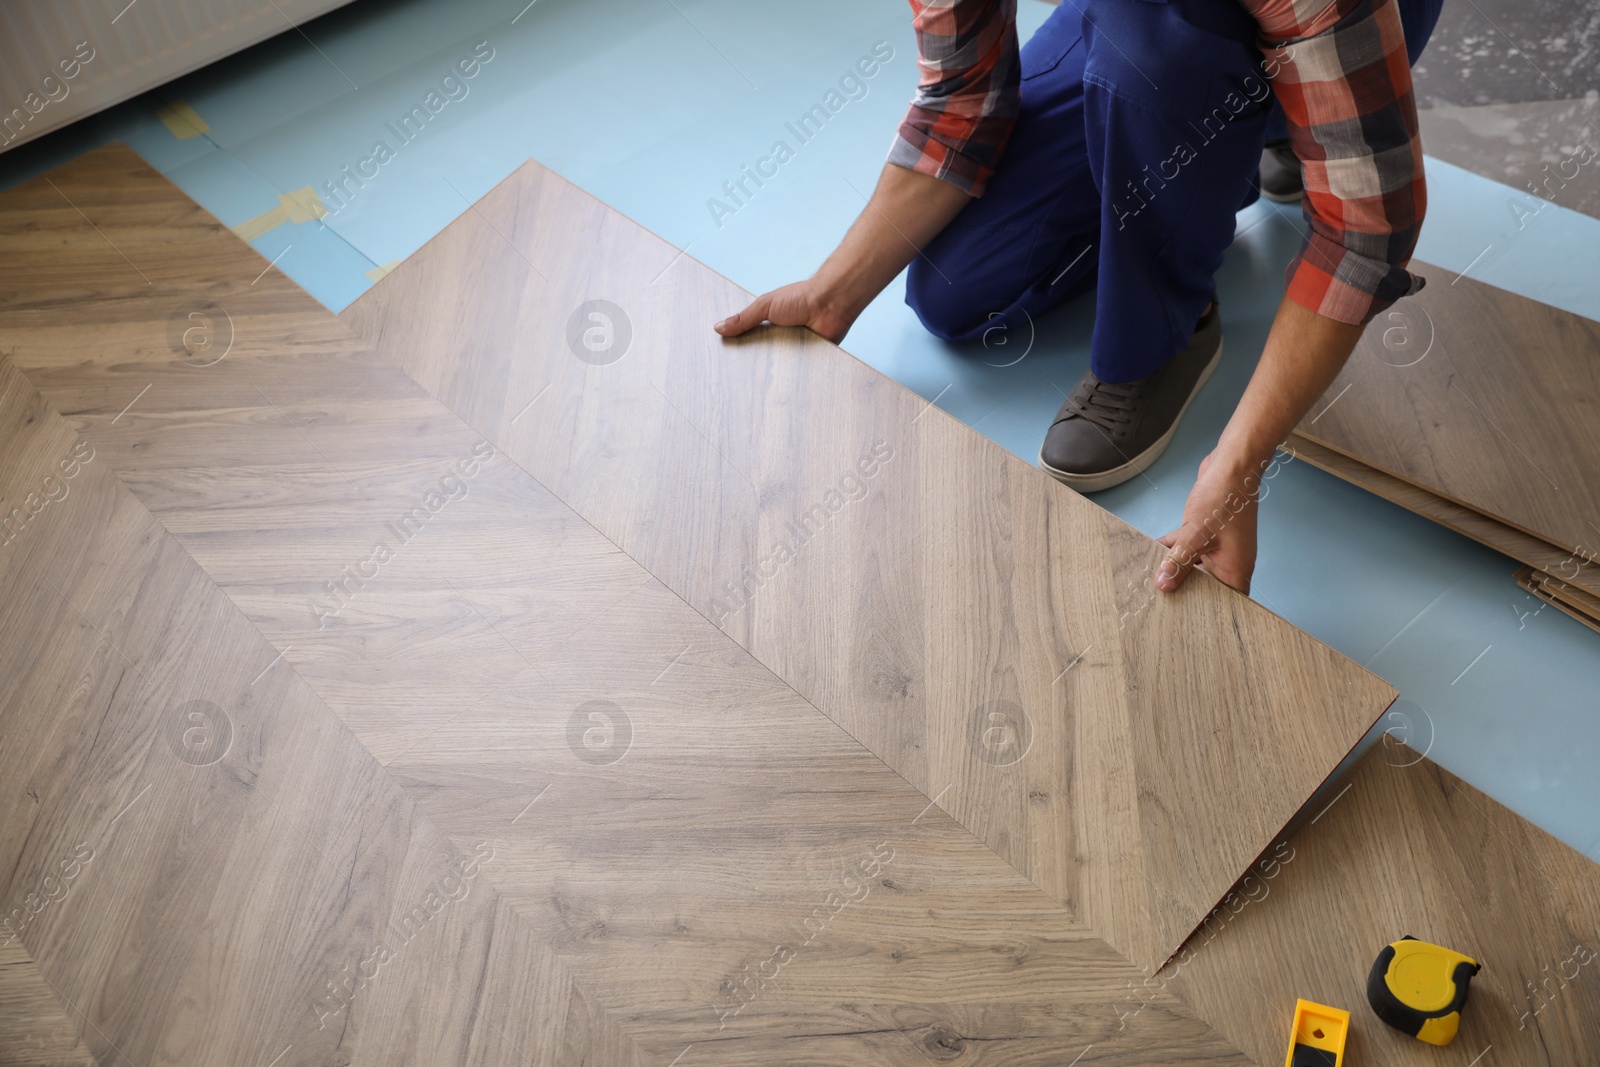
[715,0,1441,595]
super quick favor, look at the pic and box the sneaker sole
[1037,338,1223,493]
[1260,187,1303,204]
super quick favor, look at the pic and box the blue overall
[905,0,1442,383]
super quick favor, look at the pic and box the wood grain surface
[0,142,1258,1066]
[1165,749,1600,1067]
[1286,433,1600,603]
[338,156,1398,972]
[0,360,640,1067]
[0,938,95,1067]
[4,143,1598,1066]
[1295,267,1600,584]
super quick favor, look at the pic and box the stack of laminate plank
[1289,269,1600,633]
[1,144,1597,1066]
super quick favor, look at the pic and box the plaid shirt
[887,0,1426,325]
[889,0,1021,199]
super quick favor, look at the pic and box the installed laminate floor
[0,939,94,1067]
[0,360,637,1067]
[1165,748,1600,1066]
[0,142,1270,1066]
[3,143,1598,1066]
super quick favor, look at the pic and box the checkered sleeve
[887,0,1021,198]
[1245,0,1427,324]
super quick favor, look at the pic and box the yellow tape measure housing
[1284,999,1348,1067]
[1367,937,1480,1046]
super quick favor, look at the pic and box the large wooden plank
[1295,267,1600,584]
[338,156,1397,970]
[1285,433,1600,603]
[1298,415,1600,631]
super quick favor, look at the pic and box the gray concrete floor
[1414,0,1600,222]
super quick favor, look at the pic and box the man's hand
[715,279,856,343]
[1154,294,1368,597]
[712,162,970,344]
[1156,451,1263,594]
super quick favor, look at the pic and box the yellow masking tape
[155,100,209,140]
[232,206,288,242]
[231,187,328,241]
[364,260,402,283]
[280,186,326,224]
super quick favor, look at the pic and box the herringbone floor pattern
[2,145,1597,1066]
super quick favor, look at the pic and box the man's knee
[905,258,989,341]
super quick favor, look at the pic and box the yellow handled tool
[1366,936,1480,1046]
[1284,999,1348,1067]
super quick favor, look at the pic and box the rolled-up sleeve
[1245,0,1427,324]
[887,0,1021,198]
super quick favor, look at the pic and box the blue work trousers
[905,0,1441,383]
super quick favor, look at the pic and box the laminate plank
[1163,750,1600,1067]
[0,939,95,1067]
[1285,433,1600,602]
[0,362,643,1066]
[1516,566,1600,634]
[1295,266,1600,577]
[338,156,1399,970]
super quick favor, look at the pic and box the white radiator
[0,0,354,152]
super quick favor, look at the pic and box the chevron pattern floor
[2,144,1597,1066]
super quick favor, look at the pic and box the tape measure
[1367,936,1480,1046]
[1284,999,1348,1067]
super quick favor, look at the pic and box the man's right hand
[715,279,857,343]
[710,162,971,346]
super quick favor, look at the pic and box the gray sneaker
[1039,304,1223,492]
[1259,139,1303,203]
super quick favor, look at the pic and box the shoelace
[1069,377,1146,433]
